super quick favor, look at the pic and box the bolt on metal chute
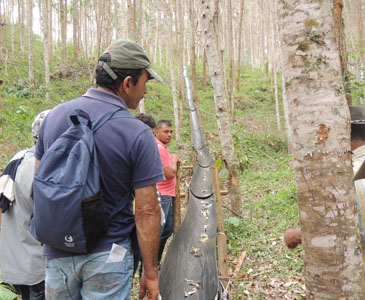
[159,66,219,300]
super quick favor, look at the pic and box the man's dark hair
[156,120,172,129]
[95,53,143,95]
[136,113,156,129]
[351,124,365,141]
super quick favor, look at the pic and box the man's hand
[164,154,179,179]
[171,154,179,162]
[139,270,159,299]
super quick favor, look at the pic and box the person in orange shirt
[155,120,179,265]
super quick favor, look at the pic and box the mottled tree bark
[127,0,137,41]
[18,0,24,56]
[48,0,53,60]
[356,0,364,64]
[167,0,180,143]
[60,0,67,77]
[27,0,33,83]
[200,0,241,216]
[189,0,200,118]
[333,0,351,105]
[72,0,79,59]
[277,0,364,298]
[42,0,50,103]
[226,0,235,117]
[177,0,185,132]
[236,0,244,91]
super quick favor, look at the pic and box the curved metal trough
[159,67,219,300]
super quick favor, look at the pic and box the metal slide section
[159,67,219,300]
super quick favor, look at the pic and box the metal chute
[159,67,219,300]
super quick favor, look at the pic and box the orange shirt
[156,139,176,197]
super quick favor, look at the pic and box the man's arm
[135,184,161,300]
[163,154,179,179]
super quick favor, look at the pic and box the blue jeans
[45,239,133,300]
[160,195,174,241]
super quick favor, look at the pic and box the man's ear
[122,76,133,93]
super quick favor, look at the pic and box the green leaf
[219,167,229,178]
[226,216,240,227]
[214,159,223,169]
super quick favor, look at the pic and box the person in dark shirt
[35,40,164,300]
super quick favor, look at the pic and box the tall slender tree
[42,0,50,103]
[48,0,53,59]
[236,0,244,91]
[167,0,180,143]
[226,0,235,116]
[27,0,33,83]
[200,0,241,216]
[60,0,67,77]
[177,0,185,131]
[127,0,137,41]
[18,0,24,56]
[356,0,364,65]
[72,0,80,59]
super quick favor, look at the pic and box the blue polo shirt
[36,88,165,258]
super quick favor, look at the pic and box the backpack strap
[65,100,77,127]
[65,99,133,131]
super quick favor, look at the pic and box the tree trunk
[356,0,364,64]
[72,0,80,59]
[249,3,254,68]
[189,0,200,118]
[60,0,67,77]
[277,1,364,298]
[168,0,180,143]
[270,0,281,131]
[42,0,50,103]
[333,0,352,105]
[236,0,244,91]
[48,0,53,60]
[96,0,103,58]
[203,49,207,91]
[105,0,112,47]
[18,0,24,56]
[226,0,235,117]
[139,99,145,113]
[83,0,88,58]
[27,0,33,83]
[0,0,3,60]
[114,0,121,39]
[200,0,241,216]
[177,0,184,132]
[127,0,137,41]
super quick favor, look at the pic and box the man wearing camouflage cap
[35,40,164,300]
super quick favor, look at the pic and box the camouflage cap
[31,109,51,139]
[98,40,163,83]
[349,106,365,125]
